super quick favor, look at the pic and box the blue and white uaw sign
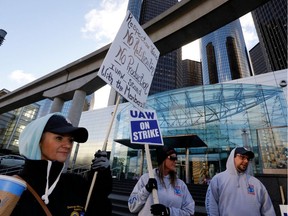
[129,108,163,145]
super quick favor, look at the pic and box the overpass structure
[0,0,271,125]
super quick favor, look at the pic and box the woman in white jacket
[128,146,195,216]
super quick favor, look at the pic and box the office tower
[111,0,182,105]
[200,19,251,84]
[138,0,183,95]
[182,59,202,87]
[127,0,142,21]
[249,43,269,75]
[252,0,287,72]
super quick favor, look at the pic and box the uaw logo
[247,184,255,195]
[174,186,182,196]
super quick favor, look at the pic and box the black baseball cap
[43,115,88,143]
[156,146,177,165]
[234,147,254,159]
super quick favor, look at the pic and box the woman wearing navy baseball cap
[11,113,112,216]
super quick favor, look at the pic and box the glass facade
[113,84,287,180]
[74,83,287,180]
[200,20,251,84]
[0,104,39,153]
[257,126,287,174]
[72,105,127,169]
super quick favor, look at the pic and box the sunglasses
[236,154,252,161]
[167,155,177,161]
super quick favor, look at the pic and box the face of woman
[40,132,74,162]
[164,153,177,174]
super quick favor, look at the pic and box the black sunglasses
[167,155,177,161]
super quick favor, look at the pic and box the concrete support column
[50,97,64,113]
[64,90,86,171]
[68,89,86,126]
[108,87,117,106]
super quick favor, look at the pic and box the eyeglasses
[236,154,252,161]
[167,155,177,161]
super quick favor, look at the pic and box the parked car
[0,154,25,167]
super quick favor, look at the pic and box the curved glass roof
[115,83,287,150]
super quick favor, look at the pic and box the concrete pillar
[70,143,80,170]
[50,97,64,113]
[64,90,86,171]
[108,87,117,106]
[68,89,86,126]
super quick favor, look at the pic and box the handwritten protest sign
[98,10,160,110]
[129,108,163,145]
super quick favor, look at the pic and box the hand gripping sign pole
[85,95,121,211]
[144,144,159,204]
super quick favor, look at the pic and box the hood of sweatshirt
[226,147,253,176]
[19,113,59,160]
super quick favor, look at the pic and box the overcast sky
[0,0,258,108]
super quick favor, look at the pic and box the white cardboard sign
[98,10,160,110]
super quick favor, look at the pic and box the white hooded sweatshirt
[128,168,195,216]
[205,148,276,216]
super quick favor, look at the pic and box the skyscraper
[249,43,269,75]
[182,59,202,87]
[127,0,142,21]
[251,0,287,72]
[200,19,251,84]
[107,0,183,105]
[136,0,183,95]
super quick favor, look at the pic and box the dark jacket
[11,159,112,216]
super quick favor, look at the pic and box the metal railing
[0,165,23,175]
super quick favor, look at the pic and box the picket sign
[129,108,163,145]
[85,9,160,210]
[144,144,159,204]
[85,95,121,211]
[129,108,163,204]
[280,205,288,216]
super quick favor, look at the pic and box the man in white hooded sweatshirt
[205,147,276,216]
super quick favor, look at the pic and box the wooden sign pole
[85,95,121,211]
[144,144,159,204]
